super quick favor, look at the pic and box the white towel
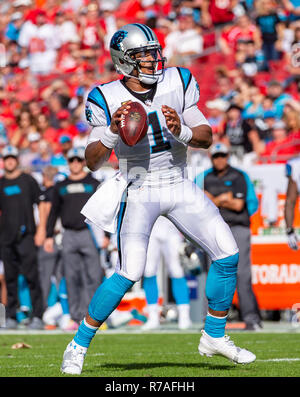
[81,172,128,233]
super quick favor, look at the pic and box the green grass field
[0,332,299,377]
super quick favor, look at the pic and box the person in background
[285,154,300,250]
[35,113,58,153]
[250,120,297,163]
[196,143,262,330]
[73,121,90,148]
[266,80,292,118]
[19,131,41,171]
[0,145,44,329]
[51,134,73,177]
[205,99,229,131]
[0,258,7,306]
[44,147,102,330]
[163,10,203,66]
[31,139,53,174]
[37,165,60,308]
[255,0,285,68]
[5,12,24,43]
[221,104,254,161]
[56,109,77,142]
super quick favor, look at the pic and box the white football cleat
[141,318,161,330]
[61,340,87,375]
[198,330,256,364]
[142,304,160,330]
[178,317,192,330]
[177,304,192,330]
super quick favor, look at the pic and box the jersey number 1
[148,111,171,153]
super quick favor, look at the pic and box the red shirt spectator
[35,113,60,153]
[201,0,235,27]
[114,0,144,22]
[260,138,297,163]
[259,121,297,163]
[55,109,77,144]
[152,0,172,18]
[220,15,261,54]
[78,3,105,49]
[209,0,235,25]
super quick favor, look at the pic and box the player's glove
[286,227,299,250]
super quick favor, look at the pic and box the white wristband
[99,125,119,149]
[174,124,193,144]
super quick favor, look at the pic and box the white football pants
[115,179,238,282]
[144,216,184,279]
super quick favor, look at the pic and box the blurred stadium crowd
[0,0,299,330]
[0,0,299,171]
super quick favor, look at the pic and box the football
[118,102,148,146]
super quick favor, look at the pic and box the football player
[61,23,256,375]
[285,156,300,250]
[142,216,192,330]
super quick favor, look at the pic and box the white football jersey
[85,67,209,186]
[286,156,300,192]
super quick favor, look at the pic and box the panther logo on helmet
[110,30,128,51]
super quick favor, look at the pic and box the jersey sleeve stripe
[87,87,112,125]
[239,169,259,216]
[286,163,292,177]
[177,67,192,93]
[176,67,192,111]
[87,97,106,111]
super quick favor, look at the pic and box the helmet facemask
[122,45,166,85]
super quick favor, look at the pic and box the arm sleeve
[177,67,200,110]
[85,86,111,127]
[85,86,113,145]
[85,101,107,128]
[183,105,211,128]
[232,173,247,201]
[46,185,61,238]
[240,171,259,216]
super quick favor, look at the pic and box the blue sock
[58,278,69,315]
[74,318,98,348]
[47,279,58,307]
[18,274,32,311]
[204,313,227,338]
[88,272,134,323]
[143,276,158,304]
[204,253,239,338]
[171,277,190,305]
[205,253,239,311]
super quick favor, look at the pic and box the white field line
[256,358,300,362]
[0,352,299,366]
